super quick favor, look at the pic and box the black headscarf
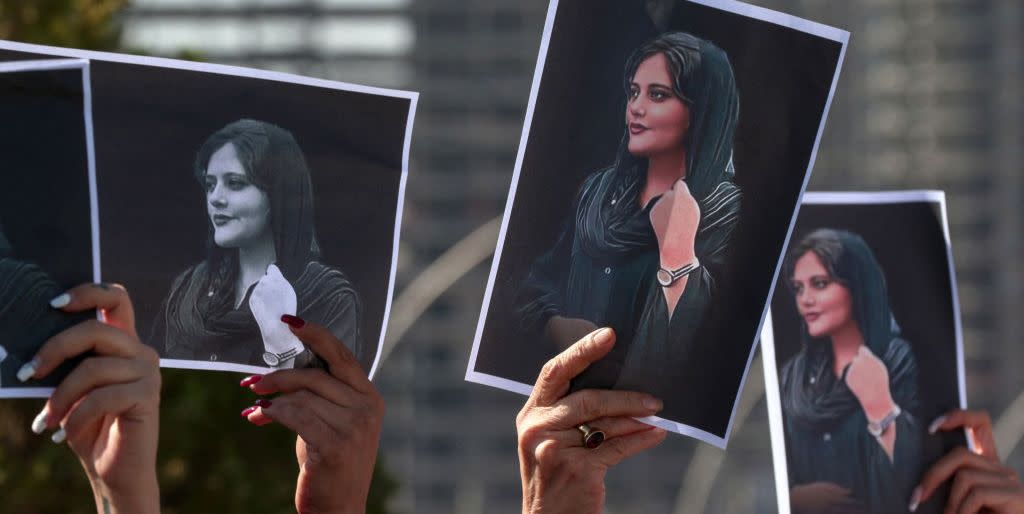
[781,229,918,431]
[191,119,321,318]
[577,32,740,261]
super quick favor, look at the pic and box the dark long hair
[619,31,739,198]
[194,119,320,309]
[577,31,741,259]
[783,228,897,356]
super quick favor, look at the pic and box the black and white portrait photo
[762,192,968,513]
[467,0,849,446]
[0,42,418,378]
[0,59,99,397]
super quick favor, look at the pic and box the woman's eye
[226,177,250,190]
[629,88,639,99]
[204,180,216,193]
[812,279,829,290]
[792,283,803,295]
[650,90,668,100]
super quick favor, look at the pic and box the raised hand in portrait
[242,316,383,514]
[649,178,701,268]
[844,345,896,421]
[517,327,667,514]
[25,283,161,514]
[910,409,1024,513]
[789,482,866,514]
[249,263,304,369]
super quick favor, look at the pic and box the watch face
[656,268,673,287]
[263,352,280,367]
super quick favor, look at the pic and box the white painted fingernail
[50,427,66,444]
[928,415,947,435]
[49,293,71,309]
[31,407,49,434]
[908,486,921,512]
[17,357,40,382]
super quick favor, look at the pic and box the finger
[244,392,344,448]
[547,389,662,429]
[245,368,360,407]
[62,381,154,448]
[929,410,992,435]
[281,316,372,394]
[51,283,136,336]
[916,447,1009,503]
[592,426,667,467]
[949,468,1016,512]
[23,321,149,382]
[958,485,1023,514]
[543,417,662,449]
[530,327,616,407]
[42,356,149,431]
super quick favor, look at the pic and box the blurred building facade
[122,0,1023,513]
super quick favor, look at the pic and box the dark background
[770,200,964,437]
[475,0,843,436]
[0,65,95,387]
[0,48,411,369]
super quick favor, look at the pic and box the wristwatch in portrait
[656,258,701,287]
[263,347,300,367]
[866,404,902,438]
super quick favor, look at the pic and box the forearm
[89,474,160,514]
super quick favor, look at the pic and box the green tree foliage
[0,2,399,512]
[0,0,129,50]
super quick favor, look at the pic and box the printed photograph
[0,59,98,397]
[468,0,849,445]
[763,192,967,513]
[0,42,418,378]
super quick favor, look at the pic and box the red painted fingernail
[240,406,258,418]
[239,375,263,388]
[281,314,305,328]
[254,399,272,408]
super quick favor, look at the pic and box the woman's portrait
[470,0,848,444]
[517,31,741,404]
[768,196,967,513]
[780,229,924,513]
[150,119,365,371]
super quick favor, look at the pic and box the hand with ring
[516,327,667,514]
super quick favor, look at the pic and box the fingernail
[280,314,305,329]
[17,356,40,382]
[240,406,257,418]
[254,399,272,408]
[31,407,49,434]
[592,327,614,345]
[928,415,947,435]
[908,486,921,512]
[49,293,71,309]
[239,375,262,388]
[643,397,663,411]
[51,427,66,444]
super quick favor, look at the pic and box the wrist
[658,248,697,270]
[90,474,160,514]
[863,397,897,422]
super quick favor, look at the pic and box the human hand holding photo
[24,283,161,514]
[517,327,667,514]
[241,316,383,514]
[250,263,304,368]
[910,409,1024,513]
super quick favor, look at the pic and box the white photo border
[465,0,850,448]
[0,40,419,381]
[760,190,971,514]
[0,58,100,399]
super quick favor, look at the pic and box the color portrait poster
[467,0,849,447]
[762,191,968,513]
[0,59,99,397]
